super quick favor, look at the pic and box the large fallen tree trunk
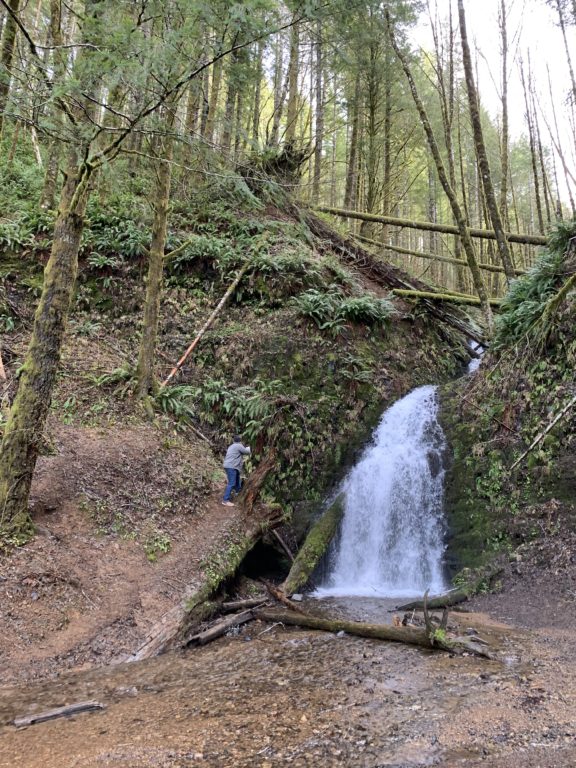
[128,452,281,661]
[281,494,344,596]
[317,206,548,247]
[255,608,495,658]
[356,235,526,276]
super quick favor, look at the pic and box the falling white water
[317,385,448,599]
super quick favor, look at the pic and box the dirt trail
[0,419,246,683]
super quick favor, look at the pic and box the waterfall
[317,385,448,598]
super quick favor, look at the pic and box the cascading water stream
[317,385,448,599]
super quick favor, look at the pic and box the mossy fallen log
[281,494,345,596]
[128,453,281,661]
[355,235,527,276]
[255,608,495,658]
[396,565,505,611]
[317,206,548,246]
[392,289,502,307]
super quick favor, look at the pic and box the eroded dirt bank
[2,600,576,768]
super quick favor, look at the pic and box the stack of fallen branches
[181,583,498,660]
[301,208,487,346]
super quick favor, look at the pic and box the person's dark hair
[233,434,242,442]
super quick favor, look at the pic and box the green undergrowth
[441,221,576,572]
[1,162,471,545]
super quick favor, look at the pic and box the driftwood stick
[221,598,268,613]
[262,580,306,613]
[186,609,255,646]
[160,260,252,388]
[271,528,295,562]
[14,701,105,727]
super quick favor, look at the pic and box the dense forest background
[1,0,576,540]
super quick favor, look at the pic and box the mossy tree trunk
[0,0,20,136]
[281,494,344,595]
[135,105,176,399]
[0,155,91,539]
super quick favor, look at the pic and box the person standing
[222,435,251,506]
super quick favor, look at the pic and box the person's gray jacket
[223,442,251,471]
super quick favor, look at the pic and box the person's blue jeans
[223,468,242,501]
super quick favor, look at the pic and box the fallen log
[281,494,345,596]
[128,454,282,661]
[397,589,470,611]
[221,598,268,613]
[186,609,255,646]
[255,608,495,658]
[355,235,527,276]
[396,565,505,611]
[318,205,548,246]
[392,289,502,307]
[14,701,105,727]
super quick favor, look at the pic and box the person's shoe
[221,500,236,507]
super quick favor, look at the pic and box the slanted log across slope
[317,206,548,247]
[128,452,281,661]
[281,494,345,596]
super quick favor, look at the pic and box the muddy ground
[1,599,576,768]
[3,528,576,768]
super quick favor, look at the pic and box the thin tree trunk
[285,16,300,143]
[520,58,545,234]
[498,0,510,228]
[312,19,324,203]
[251,39,264,147]
[458,0,515,283]
[203,56,223,144]
[0,0,20,135]
[344,72,361,210]
[135,105,176,399]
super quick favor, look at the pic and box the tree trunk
[135,108,176,399]
[0,0,20,135]
[251,39,264,147]
[458,0,515,283]
[344,72,361,210]
[520,58,545,234]
[0,156,91,539]
[312,19,324,204]
[285,16,300,144]
[282,494,344,596]
[203,56,223,144]
[498,0,510,230]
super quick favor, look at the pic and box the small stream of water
[316,384,448,599]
